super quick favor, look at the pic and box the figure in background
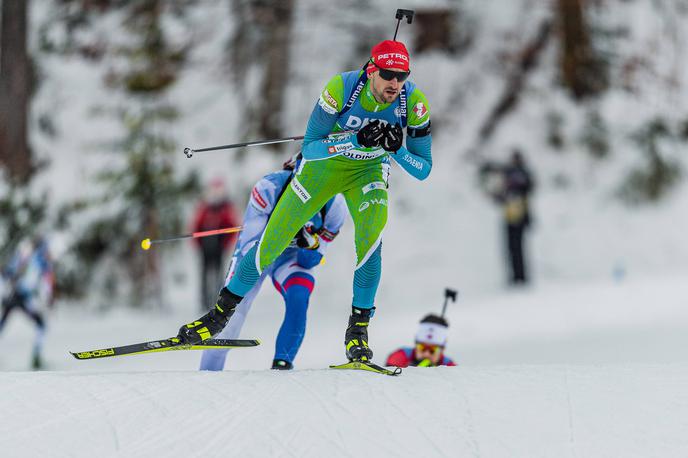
[481,149,535,285]
[386,315,456,367]
[191,178,239,310]
[0,237,54,370]
[200,155,347,370]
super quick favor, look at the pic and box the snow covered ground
[2,271,688,457]
[2,364,687,457]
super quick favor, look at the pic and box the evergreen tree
[62,0,199,306]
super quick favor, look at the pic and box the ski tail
[329,361,402,376]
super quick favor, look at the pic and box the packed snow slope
[2,272,688,457]
[2,364,687,458]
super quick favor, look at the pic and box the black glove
[381,123,403,152]
[356,119,385,148]
[294,225,319,249]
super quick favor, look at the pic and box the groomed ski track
[2,364,687,457]
[2,272,688,456]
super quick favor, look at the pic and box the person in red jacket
[192,178,240,311]
[386,314,456,367]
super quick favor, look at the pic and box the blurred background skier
[191,177,239,310]
[200,154,347,370]
[178,39,433,366]
[0,236,54,370]
[386,315,456,367]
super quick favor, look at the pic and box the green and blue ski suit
[227,69,432,310]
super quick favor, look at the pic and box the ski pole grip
[395,9,415,23]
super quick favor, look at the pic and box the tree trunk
[230,0,294,149]
[478,20,552,142]
[259,0,294,144]
[0,0,32,183]
[556,0,604,99]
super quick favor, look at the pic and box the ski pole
[183,136,305,158]
[140,226,243,250]
[183,130,357,158]
[441,288,458,318]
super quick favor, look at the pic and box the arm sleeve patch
[249,177,278,213]
[251,187,268,209]
[317,75,344,115]
[407,87,431,128]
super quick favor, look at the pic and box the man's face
[370,69,405,103]
[414,343,443,366]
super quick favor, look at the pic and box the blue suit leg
[199,347,229,371]
[274,272,314,364]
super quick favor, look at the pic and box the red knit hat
[367,40,410,76]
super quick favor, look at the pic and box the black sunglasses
[372,62,410,82]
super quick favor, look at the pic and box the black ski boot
[271,359,293,370]
[344,306,374,362]
[178,288,242,344]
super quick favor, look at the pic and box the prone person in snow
[199,154,347,371]
[386,315,457,368]
[178,39,433,364]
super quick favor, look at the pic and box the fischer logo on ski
[74,348,116,359]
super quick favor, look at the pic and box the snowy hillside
[27,0,688,302]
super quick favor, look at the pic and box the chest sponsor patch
[413,101,427,119]
[342,149,386,161]
[290,176,311,203]
[327,142,355,155]
[344,115,390,130]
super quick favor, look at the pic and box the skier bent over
[200,156,346,370]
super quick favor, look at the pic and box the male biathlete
[178,40,432,363]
